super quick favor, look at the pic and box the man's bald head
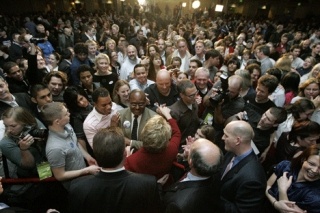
[189,139,223,177]
[227,121,254,144]
[156,70,172,96]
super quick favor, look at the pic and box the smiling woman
[265,144,320,213]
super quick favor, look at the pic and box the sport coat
[119,107,157,149]
[69,170,160,213]
[163,176,220,213]
[219,151,266,213]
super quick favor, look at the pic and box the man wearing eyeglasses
[169,79,201,145]
[119,89,157,150]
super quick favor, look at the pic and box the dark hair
[256,45,270,56]
[63,86,90,112]
[205,49,220,61]
[74,42,88,55]
[289,121,320,142]
[281,72,300,94]
[290,44,301,52]
[92,87,110,103]
[258,74,278,93]
[226,57,240,69]
[133,64,146,74]
[200,125,215,143]
[287,98,315,120]
[266,68,282,82]
[60,48,72,60]
[189,59,202,68]
[43,71,68,89]
[177,79,195,94]
[269,107,287,124]
[76,64,94,79]
[93,127,125,168]
[190,147,223,176]
[3,61,18,74]
[30,84,49,98]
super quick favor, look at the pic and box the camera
[30,37,45,44]
[20,125,48,140]
[209,73,229,106]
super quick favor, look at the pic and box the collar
[92,107,114,121]
[181,172,210,182]
[233,149,253,167]
[101,166,125,173]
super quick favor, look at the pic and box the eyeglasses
[184,91,198,98]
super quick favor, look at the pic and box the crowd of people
[0,3,318,213]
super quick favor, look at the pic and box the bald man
[220,121,266,212]
[144,69,179,112]
[163,139,223,212]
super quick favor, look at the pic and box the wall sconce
[261,5,266,9]
[182,2,187,7]
[192,0,200,9]
[215,4,224,12]
[106,0,112,4]
[120,0,125,1]
[75,0,80,4]
[138,0,146,6]
[231,4,236,8]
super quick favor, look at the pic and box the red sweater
[125,119,181,179]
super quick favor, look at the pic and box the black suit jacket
[219,151,266,213]
[69,170,161,213]
[163,176,220,213]
[0,93,33,116]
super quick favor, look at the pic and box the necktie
[221,156,235,180]
[131,116,138,140]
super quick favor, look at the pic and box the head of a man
[194,67,209,90]
[133,64,148,85]
[93,127,125,168]
[256,74,278,103]
[222,121,254,155]
[129,89,147,117]
[157,39,166,52]
[77,65,94,88]
[188,138,223,177]
[74,43,89,62]
[156,70,172,96]
[0,77,12,102]
[177,39,187,55]
[41,102,70,127]
[227,75,242,99]
[127,45,138,61]
[30,84,52,108]
[92,87,113,115]
[178,79,197,106]
[205,50,220,67]
[3,62,24,82]
[257,107,287,130]
[43,71,67,96]
[189,59,202,79]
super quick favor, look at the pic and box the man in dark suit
[119,89,157,150]
[163,138,223,213]
[169,79,200,145]
[68,126,161,213]
[220,120,266,212]
[0,76,32,116]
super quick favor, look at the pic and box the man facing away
[69,127,161,213]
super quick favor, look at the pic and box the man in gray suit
[119,89,157,150]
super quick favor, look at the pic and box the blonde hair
[141,115,172,153]
[94,53,110,70]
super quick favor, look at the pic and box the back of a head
[40,102,65,126]
[93,127,125,168]
[141,115,171,153]
[228,120,254,144]
[189,138,223,177]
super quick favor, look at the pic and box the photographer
[0,107,47,178]
[207,75,245,150]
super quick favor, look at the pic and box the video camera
[209,73,229,106]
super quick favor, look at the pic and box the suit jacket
[219,151,266,213]
[163,176,220,213]
[169,99,200,145]
[68,170,160,213]
[0,93,33,116]
[119,107,157,149]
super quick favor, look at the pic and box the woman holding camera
[0,107,46,178]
